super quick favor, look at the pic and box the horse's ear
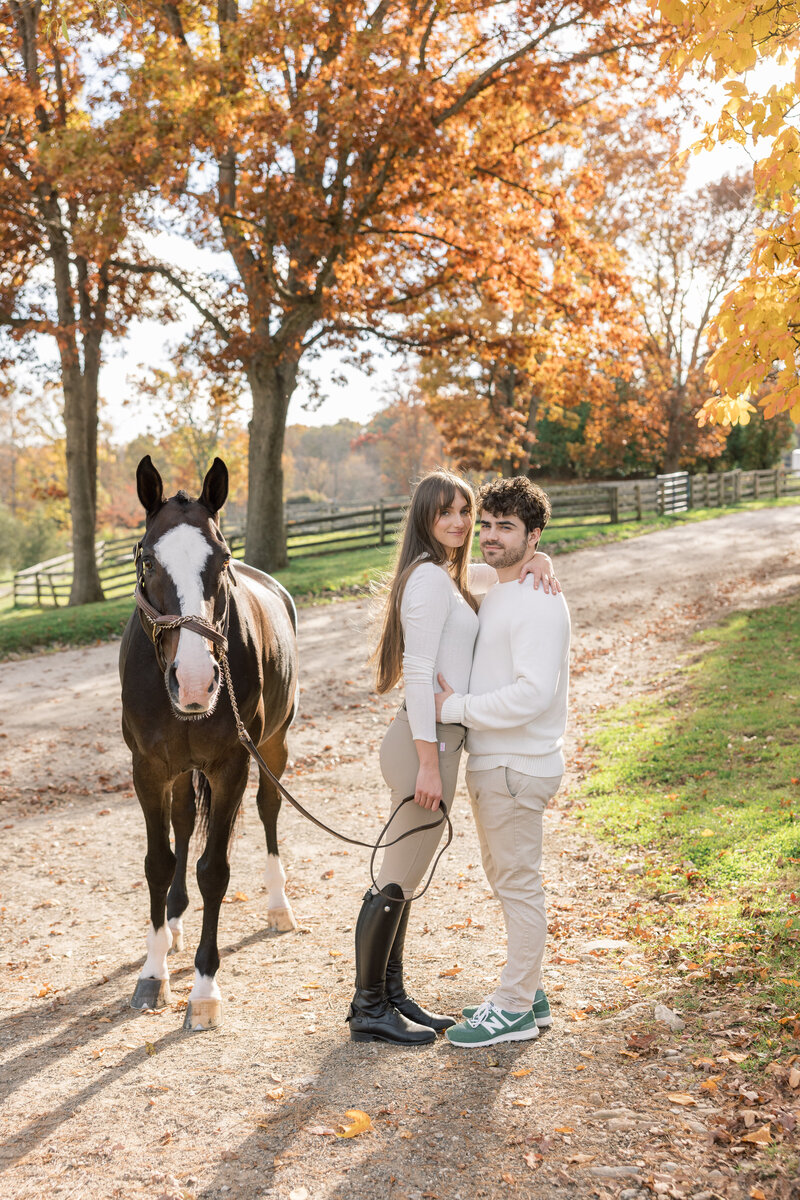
[199,457,228,516]
[136,456,164,517]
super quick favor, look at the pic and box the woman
[345,469,558,1045]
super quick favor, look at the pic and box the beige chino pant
[466,765,562,1013]
[375,707,466,898]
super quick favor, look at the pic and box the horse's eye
[142,558,154,571]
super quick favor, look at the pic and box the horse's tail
[193,770,211,842]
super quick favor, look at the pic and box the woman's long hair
[373,469,477,694]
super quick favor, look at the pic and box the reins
[133,558,452,903]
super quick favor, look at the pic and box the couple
[345,469,570,1048]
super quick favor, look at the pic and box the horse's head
[136,456,231,719]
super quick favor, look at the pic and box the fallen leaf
[511,1068,532,1077]
[692,1056,717,1069]
[666,1093,696,1106]
[304,1125,336,1137]
[145,1042,156,1056]
[627,1032,657,1051]
[741,1124,772,1146]
[399,1130,413,1139]
[328,950,342,957]
[568,1010,589,1021]
[568,1153,596,1165]
[575,1064,587,1071]
[266,1088,284,1101]
[91,1048,105,1059]
[700,1076,722,1093]
[439,966,462,977]
[554,1126,574,1134]
[159,1131,172,1145]
[788,1067,800,1088]
[718,1050,749,1064]
[336,1109,373,1139]
[750,1188,767,1199]
[321,870,334,880]
[523,1152,543,1169]
[512,1098,533,1107]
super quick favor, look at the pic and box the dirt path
[1,508,798,1200]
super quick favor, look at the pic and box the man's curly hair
[478,476,551,536]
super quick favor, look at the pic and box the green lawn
[574,597,800,1044]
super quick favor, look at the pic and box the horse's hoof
[169,931,184,954]
[183,998,222,1031]
[267,906,297,932]
[131,977,171,1010]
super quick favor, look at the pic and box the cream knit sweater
[439,575,570,776]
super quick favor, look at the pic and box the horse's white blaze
[188,969,221,1001]
[140,922,172,980]
[155,525,217,708]
[264,853,289,910]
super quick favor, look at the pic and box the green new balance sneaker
[462,989,553,1028]
[446,1000,539,1047]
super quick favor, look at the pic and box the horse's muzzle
[167,660,221,716]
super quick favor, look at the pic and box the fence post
[634,483,642,520]
[379,499,386,546]
[734,470,741,503]
[754,472,760,500]
[35,573,42,607]
[775,467,781,497]
[608,485,619,525]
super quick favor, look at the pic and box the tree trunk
[244,355,299,572]
[63,368,104,606]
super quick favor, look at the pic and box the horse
[119,455,299,1031]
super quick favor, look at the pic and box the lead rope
[218,654,452,903]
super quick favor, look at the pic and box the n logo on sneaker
[482,1014,507,1033]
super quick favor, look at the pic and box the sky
[99,94,757,445]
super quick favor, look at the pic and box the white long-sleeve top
[439,575,570,776]
[400,561,485,741]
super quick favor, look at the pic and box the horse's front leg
[166,770,198,954]
[183,752,249,1032]
[255,723,297,932]
[131,760,176,1010]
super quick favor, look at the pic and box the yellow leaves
[438,965,462,977]
[665,1092,697,1106]
[335,1109,373,1139]
[511,1068,532,1077]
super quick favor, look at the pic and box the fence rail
[12,468,800,608]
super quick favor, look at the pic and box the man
[434,476,570,1047]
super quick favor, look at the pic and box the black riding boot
[385,901,456,1032]
[346,885,435,1045]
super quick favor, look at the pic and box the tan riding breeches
[374,708,466,898]
[466,765,562,1012]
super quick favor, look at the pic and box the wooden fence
[12,468,800,608]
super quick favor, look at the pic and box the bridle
[131,541,452,902]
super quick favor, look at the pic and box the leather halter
[133,540,230,674]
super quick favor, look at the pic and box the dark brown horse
[120,456,298,1031]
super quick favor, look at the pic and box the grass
[2,492,799,660]
[573,597,800,1049]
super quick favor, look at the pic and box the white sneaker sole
[535,1015,553,1028]
[447,1027,539,1047]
